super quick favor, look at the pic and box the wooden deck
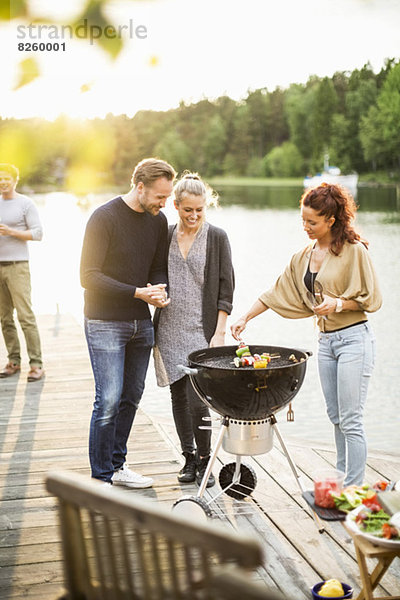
[1,313,399,599]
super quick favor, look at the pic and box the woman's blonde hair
[173,171,219,208]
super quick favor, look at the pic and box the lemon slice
[318,579,344,597]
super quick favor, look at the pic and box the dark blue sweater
[80,196,168,320]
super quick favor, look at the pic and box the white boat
[303,154,358,195]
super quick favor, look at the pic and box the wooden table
[343,524,400,600]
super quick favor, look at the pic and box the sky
[2,0,400,119]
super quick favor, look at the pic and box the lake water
[26,185,400,454]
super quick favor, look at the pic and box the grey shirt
[0,194,43,261]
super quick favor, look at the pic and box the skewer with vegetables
[233,342,278,369]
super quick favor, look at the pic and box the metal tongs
[306,280,327,321]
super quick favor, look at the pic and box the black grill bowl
[187,345,312,420]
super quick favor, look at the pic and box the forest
[0,59,399,193]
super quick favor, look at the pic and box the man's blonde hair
[131,158,176,188]
[0,163,19,180]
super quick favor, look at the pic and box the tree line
[0,59,399,192]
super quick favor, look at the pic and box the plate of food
[346,504,400,549]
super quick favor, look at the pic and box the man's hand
[135,283,170,308]
[0,224,12,236]
[0,225,32,240]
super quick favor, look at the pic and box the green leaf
[72,0,123,60]
[0,0,26,20]
[13,57,40,90]
[96,33,123,60]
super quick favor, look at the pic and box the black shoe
[196,455,216,488]
[177,452,196,483]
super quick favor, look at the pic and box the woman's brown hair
[300,183,367,255]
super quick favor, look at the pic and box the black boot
[196,454,216,488]
[177,452,196,483]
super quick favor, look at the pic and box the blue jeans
[84,318,154,482]
[318,322,376,486]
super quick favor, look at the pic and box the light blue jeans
[318,322,376,486]
[84,318,154,482]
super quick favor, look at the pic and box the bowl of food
[311,580,353,599]
[345,504,400,549]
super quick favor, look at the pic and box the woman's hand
[209,331,225,347]
[230,300,268,341]
[135,283,170,308]
[210,310,228,348]
[313,295,338,316]
[230,316,247,341]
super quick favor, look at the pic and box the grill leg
[271,418,325,533]
[233,455,242,484]
[197,417,229,498]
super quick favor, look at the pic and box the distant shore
[19,173,400,196]
[208,175,400,187]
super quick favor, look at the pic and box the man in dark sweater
[80,158,176,486]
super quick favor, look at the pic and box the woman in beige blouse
[231,183,382,486]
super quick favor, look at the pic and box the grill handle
[177,364,208,405]
[299,349,313,357]
[177,364,199,376]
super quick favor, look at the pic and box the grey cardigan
[154,223,234,342]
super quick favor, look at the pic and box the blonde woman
[154,173,234,487]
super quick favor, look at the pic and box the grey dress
[154,223,209,387]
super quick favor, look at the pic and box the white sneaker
[112,464,154,489]
[92,478,112,487]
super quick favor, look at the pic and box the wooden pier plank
[1,313,399,600]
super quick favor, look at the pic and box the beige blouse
[259,241,382,332]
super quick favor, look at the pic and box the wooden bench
[46,470,282,599]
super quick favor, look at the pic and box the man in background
[0,163,44,382]
[80,158,175,487]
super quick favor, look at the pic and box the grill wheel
[218,462,257,500]
[172,494,212,519]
